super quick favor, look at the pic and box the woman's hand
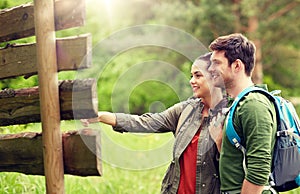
[208,112,225,152]
[80,117,99,127]
[80,112,117,127]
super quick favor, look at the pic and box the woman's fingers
[80,119,89,127]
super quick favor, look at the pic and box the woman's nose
[190,76,195,84]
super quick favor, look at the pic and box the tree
[2,0,300,113]
[197,0,300,94]
[152,0,300,94]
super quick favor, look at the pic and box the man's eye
[212,61,219,66]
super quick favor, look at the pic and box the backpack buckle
[277,130,288,137]
[232,138,242,149]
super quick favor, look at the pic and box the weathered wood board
[0,0,86,43]
[0,79,98,126]
[0,34,92,79]
[0,129,102,176]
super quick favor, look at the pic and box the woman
[81,52,227,194]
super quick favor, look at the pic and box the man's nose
[208,65,213,73]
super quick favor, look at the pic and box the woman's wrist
[97,112,102,122]
[94,111,116,126]
[88,116,100,123]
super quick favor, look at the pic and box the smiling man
[208,33,277,194]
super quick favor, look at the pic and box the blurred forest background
[1,0,300,114]
[1,0,300,194]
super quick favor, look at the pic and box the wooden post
[34,0,65,193]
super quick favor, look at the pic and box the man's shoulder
[240,91,274,108]
[233,92,276,122]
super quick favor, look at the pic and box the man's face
[209,50,233,89]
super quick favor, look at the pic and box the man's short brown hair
[209,33,256,76]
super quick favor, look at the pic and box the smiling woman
[79,52,227,194]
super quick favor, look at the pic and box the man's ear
[232,59,244,73]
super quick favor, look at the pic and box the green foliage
[150,1,203,35]
[88,47,191,113]
[2,0,300,112]
[263,45,300,96]
[0,1,8,9]
[0,75,38,90]
[0,0,30,9]
[0,172,45,193]
[200,0,236,36]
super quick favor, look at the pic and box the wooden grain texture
[34,0,64,192]
[0,79,98,126]
[0,129,102,176]
[0,34,92,80]
[0,0,85,43]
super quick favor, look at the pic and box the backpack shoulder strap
[226,86,276,147]
[225,86,277,176]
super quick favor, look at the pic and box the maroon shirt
[177,130,200,194]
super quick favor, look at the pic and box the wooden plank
[34,0,64,192]
[0,79,98,126]
[63,129,102,176]
[0,34,92,80]
[0,129,102,176]
[56,34,92,72]
[0,0,86,43]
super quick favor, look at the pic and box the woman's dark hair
[209,33,256,76]
[195,52,212,70]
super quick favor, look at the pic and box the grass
[0,122,170,194]
[1,168,300,194]
[0,163,167,194]
[0,122,300,194]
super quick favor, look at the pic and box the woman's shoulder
[185,96,202,106]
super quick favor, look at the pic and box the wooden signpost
[0,0,101,193]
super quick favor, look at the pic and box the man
[208,33,277,194]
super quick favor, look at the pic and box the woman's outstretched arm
[81,112,116,127]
